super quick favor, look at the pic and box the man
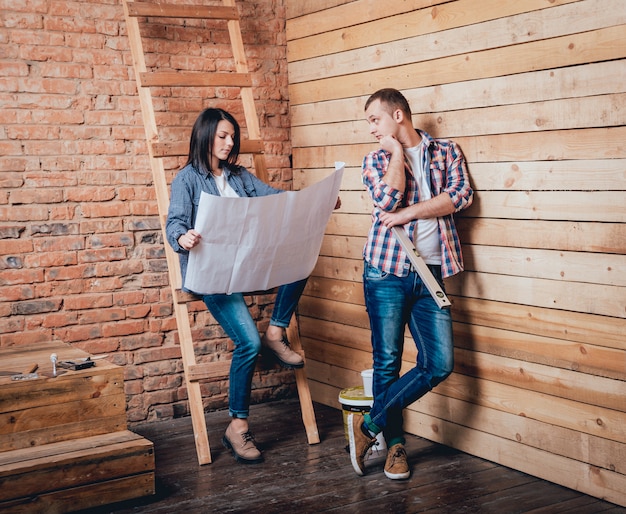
[348,88,473,480]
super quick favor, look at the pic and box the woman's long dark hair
[186,108,241,175]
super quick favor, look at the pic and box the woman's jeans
[202,278,307,419]
[362,261,454,445]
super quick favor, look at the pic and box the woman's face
[211,119,236,170]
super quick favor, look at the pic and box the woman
[165,108,309,464]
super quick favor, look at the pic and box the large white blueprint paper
[185,163,344,295]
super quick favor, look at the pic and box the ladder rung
[140,72,252,88]
[153,140,265,158]
[126,2,239,20]
[175,288,201,303]
[188,361,232,381]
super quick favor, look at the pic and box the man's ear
[393,109,403,122]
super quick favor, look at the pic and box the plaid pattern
[362,130,473,278]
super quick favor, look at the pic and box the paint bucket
[361,368,373,397]
[338,386,386,458]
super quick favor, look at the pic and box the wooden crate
[0,342,155,512]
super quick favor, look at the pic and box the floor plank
[78,399,624,514]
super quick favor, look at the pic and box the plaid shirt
[362,129,473,278]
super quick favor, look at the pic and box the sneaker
[261,334,304,368]
[347,412,377,476]
[384,443,410,480]
[222,424,263,464]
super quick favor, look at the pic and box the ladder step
[188,361,232,381]
[126,2,238,20]
[140,71,252,88]
[153,139,264,158]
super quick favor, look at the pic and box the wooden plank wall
[285,0,625,505]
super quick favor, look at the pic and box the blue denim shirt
[165,163,282,290]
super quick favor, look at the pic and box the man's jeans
[202,278,307,418]
[363,261,454,444]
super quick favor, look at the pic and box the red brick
[40,311,79,328]
[0,330,53,346]
[0,284,35,302]
[80,219,124,234]
[55,324,103,343]
[34,279,83,297]
[65,186,116,203]
[0,268,44,285]
[64,293,113,311]
[78,307,125,325]
[112,290,145,306]
[78,248,127,263]
[0,239,33,254]
[32,236,84,253]
[75,338,120,356]
[24,251,77,268]
[0,317,25,334]
[102,319,146,338]
[80,201,130,218]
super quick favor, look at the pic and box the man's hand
[378,208,411,228]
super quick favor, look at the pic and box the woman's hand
[178,229,201,251]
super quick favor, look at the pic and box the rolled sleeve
[362,150,404,212]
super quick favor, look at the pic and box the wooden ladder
[122,0,319,465]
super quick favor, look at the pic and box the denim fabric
[362,261,454,444]
[201,278,307,418]
[271,278,308,328]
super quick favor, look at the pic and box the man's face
[365,99,400,141]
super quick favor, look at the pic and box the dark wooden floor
[80,399,624,514]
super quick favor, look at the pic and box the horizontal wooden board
[324,213,626,256]
[299,311,625,381]
[304,337,626,442]
[446,271,625,318]
[0,414,129,454]
[452,348,624,411]
[288,25,626,104]
[291,61,626,126]
[410,392,626,476]
[289,0,624,83]
[293,93,626,145]
[335,188,625,222]
[0,394,126,438]
[451,296,625,350]
[0,474,155,514]
[456,218,626,255]
[286,0,441,34]
[292,127,626,169]
[462,245,626,286]
[0,431,154,499]
[287,0,582,58]
[403,408,626,507]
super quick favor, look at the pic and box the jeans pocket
[364,261,388,281]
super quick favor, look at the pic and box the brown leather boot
[261,334,304,368]
[223,423,263,464]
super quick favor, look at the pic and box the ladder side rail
[123,0,212,464]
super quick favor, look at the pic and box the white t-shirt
[404,145,441,265]
[213,171,239,198]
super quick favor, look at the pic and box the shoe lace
[241,431,256,446]
[391,446,407,462]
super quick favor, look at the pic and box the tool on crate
[10,363,39,381]
[50,353,58,377]
[57,356,97,371]
[391,226,452,309]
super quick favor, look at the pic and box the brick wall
[0,0,296,423]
